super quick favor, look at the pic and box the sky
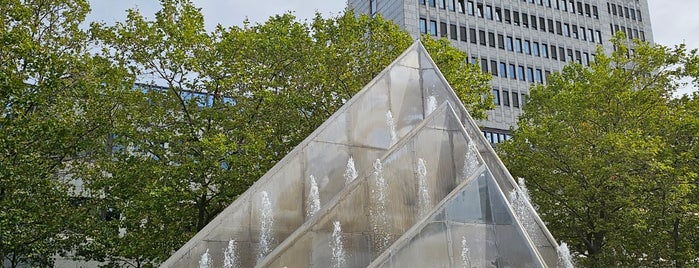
[87,0,698,95]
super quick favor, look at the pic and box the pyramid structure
[162,41,559,267]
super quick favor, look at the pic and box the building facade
[348,0,653,144]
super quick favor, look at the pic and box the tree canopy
[2,0,492,266]
[498,34,699,267]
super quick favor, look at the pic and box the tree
[0,0,132,267]
[81,0,493,266]
[498,34,699,267]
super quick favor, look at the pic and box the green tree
[0,0,132,267]
[81,1,492,265]
[498,35,699,267]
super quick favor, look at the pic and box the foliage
[77,0,493,266]
[498,34,699,267]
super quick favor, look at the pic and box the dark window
[522,13,529,28]
[548,19,554,33]
[450,24,457,40]
[481,58,488,73]
[440,22,447,37]
[551,45,558,59]
[479,30,486,45]
[637,10,642,21]
[624,7,629,18]
[513,93,520,108]
[560,47,566,61]
[630,8,636,20]
[567,49,574,62]
[488,32,495,47]
[460,26,467,41]
[556,21,562,35]
[585,3,591,17]
[457,0,465,13]
[513,11,520,25]
[498,34,505,49]
[539,17,546,31]
[495,7,502,21]
[593,5,599,19]
[469,28,477,43]
[572,25,578,39]
[531,15,537,29]
[577,2,583,15]
[370,0,377,15]
[502,90,510,106]
[509,64,516,79]
[504,9,511,23]
[477,3,483,17]
[611,4,617,15]
[491,60,498,76]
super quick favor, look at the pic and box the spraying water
[557,242,576,268]
[417,158,431,218]
[199,249,212,268]
[257,191,274,263]
[307,175,321,218]
[344,156,358,185]
[461,236,471,268]
[509,178,543,245]
[370,159,390,253]
[385,111,397,145]
[426,95,437,115]
[462,142,480,180]
[223,240,238,268]
[331,221,347,268]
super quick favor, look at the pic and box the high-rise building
[348,0,653,144]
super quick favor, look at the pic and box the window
[486,5,493,20]
[548,19,554,34]
[567,49,573,62]
[541,43,548,58]
[467,1,474,15]
[509,64,516,79]
[575,50,581,64]
[563,23,570,37]
[457,0,465,13]
[577,2,583,15]
[488,32,495,47]
[449,0,456,11]
[492,89,500,105]
[513,92,520,108]
[535,69,543,83]
[469,28,477,43]
[506,36,513,51]
[476,3,483,17]
[585,3,591,17]
[440,22,447,37]
[559,47,566,61]
[572,25,578,39]
[556,21,562,35]
[522,13,529,27]
[518,66,525,81]
[481,58,488,73]
[583,52,590,66]
[419,18,427,34]
[430,20,438,36]
[420,0,426,5]
[460,26,467,41]
[429,0,436,7]
[596,30,603,44]
[498,34,505,49]
[624,7,629,18]
[589,28,595,42]
[450,24,457,40]
[495,7,502,21]
[502,90,510,106]
[515,38,522,53]
[524,40,531,55]
[533,42,540,56]
[593,5,599,19]
[491,60,498,76]
[539,17,546,31]
[637,10,642,21]
[504,9,511,23]
[370,0,377,15]
[531,15,537,29]
[499,62,507,78]
[630,8,636,20]
[580,27,587,40]
[551,45,557,59]
[438,0,446,9]
[479,30,486,45]
[611,3,617,15]
[513,11,520,25]
[527,67,534,82]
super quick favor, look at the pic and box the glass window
[506,36,513,51]
[593,5,599,19]
[524,40,531,55]
[535,69,543,83]
[419,18,427,34]
[548,19,554,33]
[502,90,510,106]
[556,21,562,35]
[596,30,603,44]
[527,67,534,82]
[495,7,502,21]
[420,0,426,5]
[541,43,548,58]
[479,30,486,45]
[481,58,488,73]
[531,15,537,29]
[585,3,591,17]
[439,0,446,9]
[564,23,570,37]
[518,66,525,81]
[583,52,590,66]
[630,8,636,20]
[515,38,522,53]
[513,11,520,25]
[589,28,595,42]
[429,0,436,7]
[449,0,456,11]
[572,25,578,39]
[467,1,474,15]
[498,34,505,49]
[457,0,465,13]
[477,3,483,17]
[430,20,437,36]
[460,26,467,41]
[509,64,516,80]
[539,17,546,31]
[469,28,477,44]
[560,47,566,62]
[504,9,511,23]
[551,45,557,59]
[522,13,529,27]
[580,27,587,40]
[533,42,540,56]
[490,60,498,76]
[450,24,457,40]
[486,5,493,20]
[492,89,500,105]
[440,22,447,37]
[370,0,377,15]
[488,32,495,47]
[499,62,507,78]
[513,93,520,108]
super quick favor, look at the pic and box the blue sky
[87,0,698,95]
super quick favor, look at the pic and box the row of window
[418,5,604,46]
[610,24,646,41]
[607,2,642,22]
[419,0,600,20]
[492,88,528,109]
[478,58,552,84]
[483,130,512,145]
[419,19,596,66]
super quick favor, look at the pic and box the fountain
[257,191,274,263]
[509,178,543,245]
[461,236,471,268]
[199,249,211,268]
[385,110,397,145]
[370,159,390,253]
[426,95,437,115]
[307,175,321,218]
[557,242,575,268]
[417,158,431,218]
[331,221,347,268]
[223,240,238,268]
[462,142,480,180]
[344,156,358,185]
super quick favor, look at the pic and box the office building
[349,0,654,144]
